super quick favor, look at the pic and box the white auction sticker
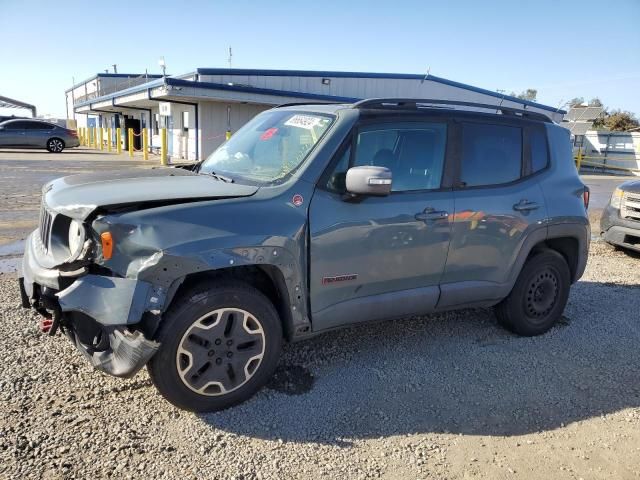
[284,114,321,130]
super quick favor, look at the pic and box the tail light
[69,130,78,137]
[583,186,590,210]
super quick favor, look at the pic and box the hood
[620,179,640,194]
[43,167,259,220]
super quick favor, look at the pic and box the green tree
[588,98,603,107]
[592,110,639,131]
[568,97,585,107]
[509,89,538,101]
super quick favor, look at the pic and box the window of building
[460,123,522,187]
[153,114,160,135]
[182,111,189,133]
[530,128,549,173]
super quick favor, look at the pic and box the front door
[0,120,28,146]
[309,120,454,331]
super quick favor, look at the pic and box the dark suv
[19,99,590,411]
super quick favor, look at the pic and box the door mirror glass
[345,166,392,196]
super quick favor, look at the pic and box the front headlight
[68,219,85,258]
[610,188,624,209]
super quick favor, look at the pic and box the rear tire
[148,281,282,412]
[494,250,570,336]
[46,138,65,153]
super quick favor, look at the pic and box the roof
[72,69,565,120]
[65,73,164,93]
[73,76,360,109]
[195,68,565,115]
[0,94,36,116]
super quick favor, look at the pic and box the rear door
[27,122,55,147]
[309,119,455,331]
[439,119,548,308]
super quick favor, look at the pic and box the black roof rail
[275,101,347,108]
[352,98,553,122]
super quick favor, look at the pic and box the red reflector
[69,130,78,137]
[583,188,590,209]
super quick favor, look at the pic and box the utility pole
[228,47,233,69]
[112,64,118,74]
[159,57,167,77]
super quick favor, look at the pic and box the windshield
[200,110,334,184]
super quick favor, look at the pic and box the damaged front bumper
[20,233,162,378]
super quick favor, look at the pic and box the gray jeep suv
[19,99,590,411]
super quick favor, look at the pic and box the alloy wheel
[48,139,64,152]
[176,308,265,396]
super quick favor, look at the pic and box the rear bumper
[20,233,161,377]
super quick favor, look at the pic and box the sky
[0,0,639,118]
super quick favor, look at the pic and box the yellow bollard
[576,147,583,171]
[81,128,85,146]
[142,128,149,161]
[107,128,112,152]
[161,128,168,166]
[116,128,122,154]
[99,128,104,151]
[226,130,232,141]
[128,128,134,158]
[93,127,98,148]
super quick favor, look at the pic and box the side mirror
[345,166,392,196]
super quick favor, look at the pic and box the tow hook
[40,309,61,336]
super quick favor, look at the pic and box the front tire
[494,250,570,336]
[46,138,65,153]
[148,281,283,412]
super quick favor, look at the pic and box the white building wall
[199,102,269,158]
[582,130,640,173]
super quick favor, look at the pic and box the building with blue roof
[66,68,565,162]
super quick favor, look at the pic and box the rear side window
[460,123,522,187]
[530,128,549,173]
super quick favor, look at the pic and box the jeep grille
[38,203,53,251]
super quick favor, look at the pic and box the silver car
[0,119,80,152]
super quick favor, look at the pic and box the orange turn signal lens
[100,232,113,260]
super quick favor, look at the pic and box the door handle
[513,199,540,212]
[415,207,449,221]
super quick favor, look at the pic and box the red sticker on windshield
[260,128,278,141]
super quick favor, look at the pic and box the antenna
[228,47,233,68]
[421,67,431,84]
[158,56,167,77]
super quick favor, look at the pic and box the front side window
[326,122,447,192]
[200,111,334,184]
[460,123,522,187]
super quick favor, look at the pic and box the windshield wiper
[201,171,234,183]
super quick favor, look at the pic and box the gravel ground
[1,241,639,480]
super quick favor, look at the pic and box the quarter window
[530,128,549,173]
[460,123,522,187]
